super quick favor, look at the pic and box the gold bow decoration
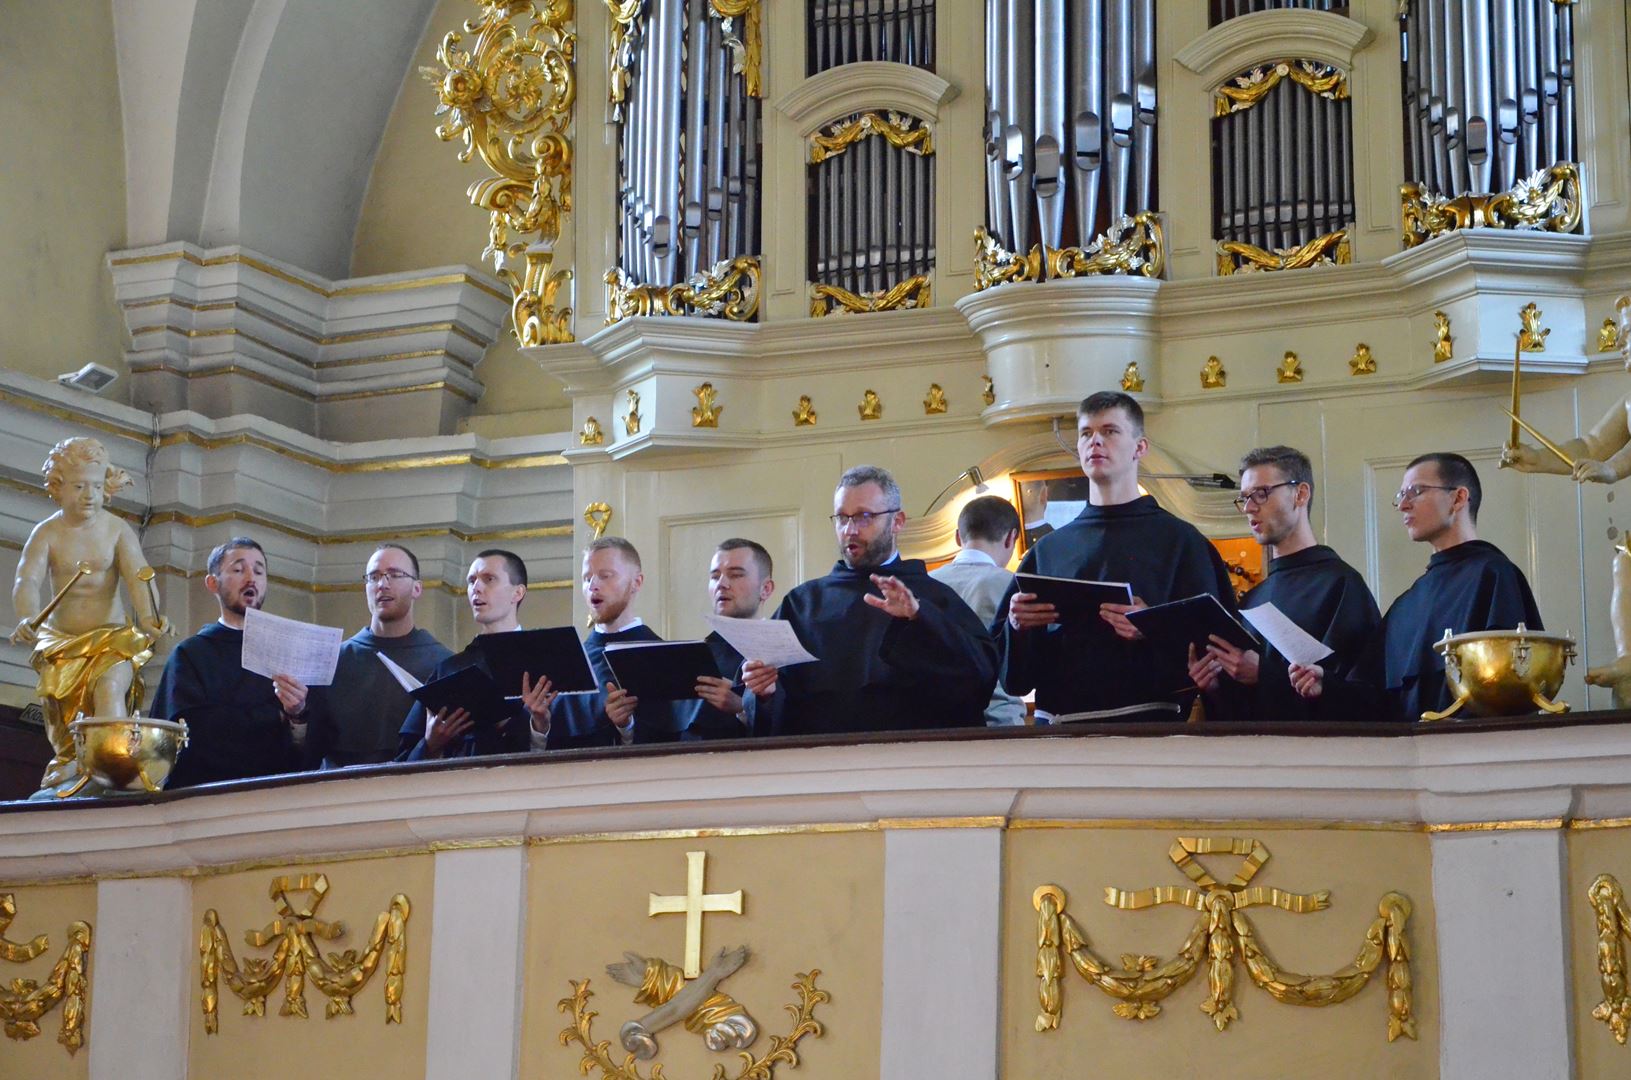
[1214,60,1348,116]
[1034,837,1416,1042]
[199,874,410,1033]
[424,0,577,346]
[0,893,91,1054]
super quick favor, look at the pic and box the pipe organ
[1208,0,1345,24]
[808,0,935,72]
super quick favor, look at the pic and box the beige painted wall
[0,881,95,1080]
[1004,826,1439,1077]
[351,0,571,436]
[187,856,434,1079]
[523,832,883,1076]
[0,0,127,393]
[1569,826,1631,1075]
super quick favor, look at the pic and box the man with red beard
[152,537,308,787]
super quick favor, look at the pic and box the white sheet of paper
[704,615,818,668]
[241,607,344,686]
[1240,602,1333,667]
[375,651,423,692]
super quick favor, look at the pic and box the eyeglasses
[829,508,900,528]
[1232,481,1297,511]
[364,570,419,586]
[1391,484,1458,508]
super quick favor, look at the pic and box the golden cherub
[858,389,883,420]
[1276,351,1303,384]
[1432,311,1453,363]
[1200,356,1226,390]
[1120,362,1144,393]
[692,383,722,428]
[11,438,171,795]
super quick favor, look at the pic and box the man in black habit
[1382,452,1543,721]
[1187,446,1384,722]
[740,465,999,734]
[684,538,775,740]
[152,537,307,787]
[1002,391,1238,721]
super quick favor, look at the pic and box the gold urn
[1423,623,1576,721]
[60,714,189,797]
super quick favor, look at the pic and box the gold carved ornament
[1047,212,1166,280]
[1401,163,1583,248]
[693,383,723,428]
[1519,301,1550,352]
[580,416,606,445]
[791,396,818,427]
[1200,356,1226,390]
[625,389,642,435]
[809,276,931,317]
[808,111,932,164]
[1432,311,1453,363]
[707,0,763,98]
[1277,351,1303,384]
[585,501,613,540]
[973,227,1043,292]
[923,384,948,415]
[1217,229,1350,276]
[605,256,762,325]
[0,893,91,1055]
[1033,838,1415,1042]
[424,0,577,346]
[1601,318,1625,354]
[1214,60,1348,116]
[858,390,883,421]
[980,375,996,406]
[199,874,410,1034]
[1589,873,1631,1043]
[604,0,641,107]
[1349,343,1376,375]
[1120,363,1144,393]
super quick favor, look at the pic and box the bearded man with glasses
[740,464,998,735]
[1380,452,1543,721]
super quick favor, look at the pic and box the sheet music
[240,607,343,686]
[1240,602,1333,667]
[704,615,818,668]
[376,651,424,692]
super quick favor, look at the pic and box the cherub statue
[11,438,170,795]
[1501,295,1631,704]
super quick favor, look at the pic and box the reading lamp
[922,466,990,516]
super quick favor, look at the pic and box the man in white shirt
[930,495,1027,725]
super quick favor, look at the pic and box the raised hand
[863,574,920,620]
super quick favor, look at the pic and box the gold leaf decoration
[809,276,930,317]
[809,111,933,164]
[1048,211,1165,279]
[605,257,761,324]
[1217,230,1351,276]
[0,893,91,1055]
[1215,60,1348,116]
[973,228,1043,292]
[1401,163,1582,248]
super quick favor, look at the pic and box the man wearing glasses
[1381,452,1543,721]
[741,464,998,734]
[1187,446,1383,722]
[305,543,454,767]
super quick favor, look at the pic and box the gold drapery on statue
[30,623,154,790]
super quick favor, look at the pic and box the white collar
[950,548,999,567]
[596,616,644,634]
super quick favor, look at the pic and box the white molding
[87,878,192,1080]
[1174,10,1376,86]
[774,62,960,137]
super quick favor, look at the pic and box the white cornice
[774,61,960,137]
[1174,10,1376,86]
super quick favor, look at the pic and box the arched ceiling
[116,0,440,279]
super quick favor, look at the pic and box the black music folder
[1124,594,1259,655]
[408,664,512,729]
[471,627,597,695]
[1014,573,1135,622]
[603,640,720,700]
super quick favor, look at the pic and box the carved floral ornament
[973,212,1165,293]
[808,110,933,164]
[1401,162,1583,248]
[0,892,90,1055]
[1213,60,1349,116]
[607,257,762,325]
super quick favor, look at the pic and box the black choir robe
[677,631,754,741]
[1000,495,1239,718]
[397,639,535,761]
[551,623,690,746]
[1381,539,1544,722]
[151,622,300,788]
[757,559,999,735]
[1236,545,1384,723]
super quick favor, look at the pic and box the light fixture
[1141,471,1236,490]
[922,465,990,515]
[56,363,118,395]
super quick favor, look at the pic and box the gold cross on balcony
[648,850,744,978]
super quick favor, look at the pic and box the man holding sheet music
[682,538,776,740]
[1000,392,1238,722]
[153,538,308,787]
[1186,447,1384,723]
[739,465,998,734]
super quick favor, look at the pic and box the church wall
[0,880,95,1080]
[1567,824,1631,1076]
[0,0,128,394]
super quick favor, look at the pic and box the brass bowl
[1426,623,1576,721]
[67,715,189,795]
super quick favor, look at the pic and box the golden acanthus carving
[1519,301,1550,352]
[1047,211,1166,279]
[1433,311,1453,363]
[0,893,91,1054]
[1590,873,1631,1043]
[424,0,577,345]
[973,228,1043,291]
[792,395,817,426]
[558,970,828,1080]
[858,390,883,421]
[1120,362,1144,393]
[605,257,761,324]
[923,384,948,415]
[1401,163,1582,248]
[707,0,763,98]
[1217,229,1351,275]
[809,111,933,164]
[809,275,931,317]
[199,875,410,1034]
[1277,351,1303,384]
[1200,356,1227,389]
[580,416,606,445]
[1602,318,1625,354]
[624,389,642,435]
[980,374,996,406]
[1214,60,1348,116]
[1349,343,1376,375]
[604,0,642,107]
[1033,838,1416,1042]
[692,383,723,429]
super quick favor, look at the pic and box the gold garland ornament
[1217,229,1351,276]
[810,275,931,317]
[199,875,410,1034]
[1047,212,1165,280]
[558,970,828,1080]
[605,257,761,324]
[809,111,933,164]
[707,0,763,98]
[1033,838,1416,1042]
[1214,60,1348,116]
[0,893,91,1054]
[1401,163,1582,248]
[604,0,642,108]
[973,228,1043,292]
[424,0,577,346]
[1589,873,1631,1043]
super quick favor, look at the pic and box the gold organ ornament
[1214,60,1349,116]
[580,416,605,445]
[1601,318,1625,353]
[1047,212,1165,280]
[1217,229,1351,276]
[706,0,763,98]
[199,875,410,1034]
[1433,311,1454,363]
[424,0,577,346]
[692,383,723,429]
[1590,873,1631,1044]
[1033,838,1415,1043]
[1519,302,1550,352]
[809,275,931,317]
[981,374,996,406]
[605,256,761,324]
[1349,343,1377,375]
[858,389,883,420]
[973,228,1044,291]
[792,395,818,427]
[1276,351,1303,384]
[1120,362,1144,393]
[584,501,614,541]
[808,110,933,164]
[624,389,642,435]
[0,893,91,1054]
[1200,356,1227,390]
[1401,163,1583,247]
[923,384,948,415]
